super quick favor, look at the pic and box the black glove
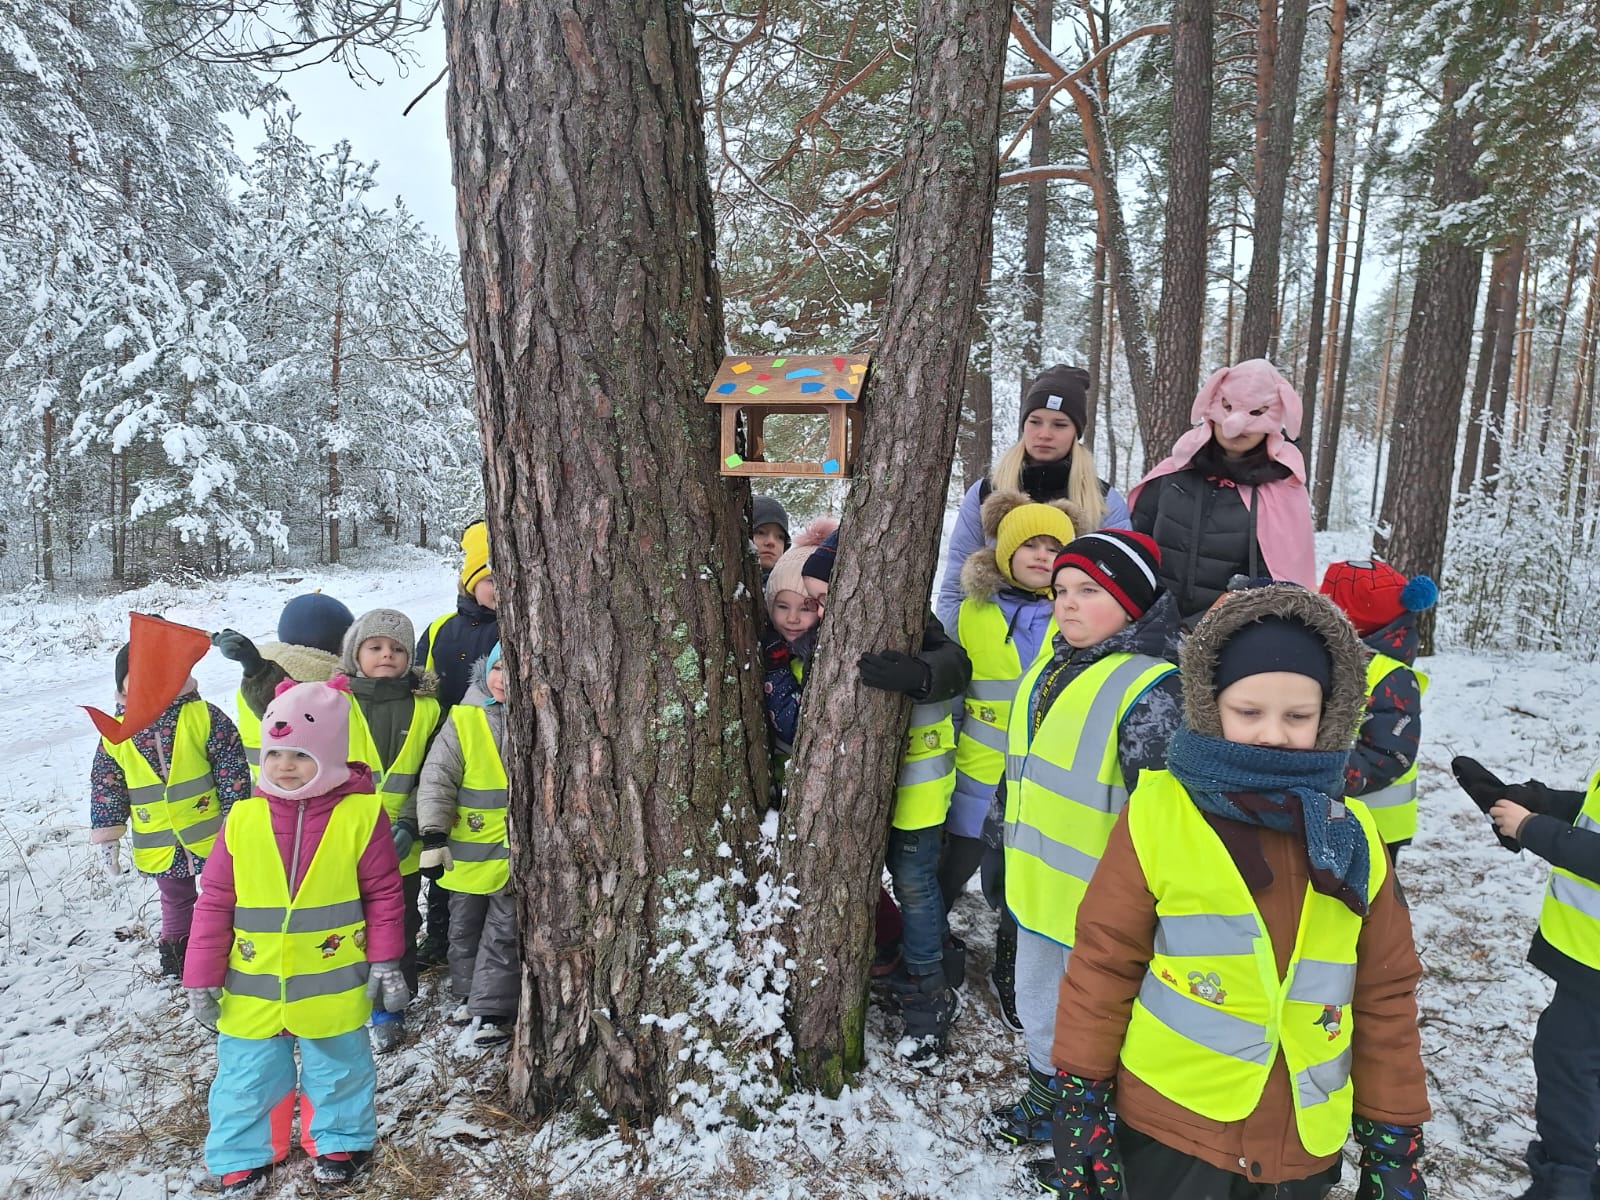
[1352,1116,1427,1200]
[211,629,266,677]
[857,650,931,697]
[1048,1073,1126,1197]
[418,831,449,880]
[1452,756,1524,852]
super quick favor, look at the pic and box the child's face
[752,524,787,570]
[473,576,498,610]
[1009,535,1064,591]
[769,591,819,643]
[486,661,507,704]
[802,576,829,615]
[1216,673,1322,749]
[1052,566,1131,648]
[357,636,409,679]
[1021,409,1078,463]
[262,749,317,792]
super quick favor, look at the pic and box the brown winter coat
[1051,584,1430,1184]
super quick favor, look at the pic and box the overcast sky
[230,21,459,245]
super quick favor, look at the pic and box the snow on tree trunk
[778,0,1012,1094]
[442,0,773,1121]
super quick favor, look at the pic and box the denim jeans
[885,824,947,976]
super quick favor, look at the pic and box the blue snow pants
[204,1028,376,1175]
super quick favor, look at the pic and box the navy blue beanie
[801,529,839,584]
[1212,615,1333,697]
[277,593,355,657]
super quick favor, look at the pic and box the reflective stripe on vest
[442,705,511,894]
[235,690,261,772]
[892,698,957,831]
[346,692,441,875]
[422,613,452,675]
[1002,652,1176,944]
[1120,771,1387,1158]
[1350,653,1430,845]
[1539,765,1600,969]
[954,598,1055,797]
[218,793,381,1039]
[103,701,225,873]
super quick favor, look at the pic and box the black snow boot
[1520,1141,1595,1200]
[942,932,968,991]
[891,967,956,1066]
[990,912,1022,1033]
[158,936,188,979]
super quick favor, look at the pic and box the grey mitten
[188,986,223,1030]
[211,629,267,676]
[391,821,416,860]
[365,960,410,1013]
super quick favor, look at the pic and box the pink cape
[1127,359,1317,589]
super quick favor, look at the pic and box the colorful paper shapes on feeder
[703,353,870,478]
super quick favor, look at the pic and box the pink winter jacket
[183,764,407,989]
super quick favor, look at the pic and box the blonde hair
[990,440,1107,530]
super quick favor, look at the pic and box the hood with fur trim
[964,491,1085,600]
[1180,584,1368,753]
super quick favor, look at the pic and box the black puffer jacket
[416,593,500,710]
[1131,440,1291,620]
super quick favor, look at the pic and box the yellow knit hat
[995,503,1076,590]
[459,520,491,592]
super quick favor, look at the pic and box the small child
[1454,754,1600,1199]
[340,608,443,1053]
[184,678,409,1196]
[417,644,517,1048]
[1044,584,1429,1198]
[751,494,792,574]
[991,530,1182,1147]
[1320,559,1438,864]
[90,643,251,977]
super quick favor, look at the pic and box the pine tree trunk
[1304,0,1347,523]
[1370,241,1405,520]
[1020,0,1051,379]
[327,284,344,565]
[443,0,769,1119]
[1539,222,1585,454]
[1239,0,1309,360]
[1481,233,1526,493]
[959,247,995,487]
[1376,86,1482,653]
[1149,0,1213,462]
[780,0,1011,1095]
[1456,248,1512,497]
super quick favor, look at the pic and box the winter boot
[1026,1156,1065,1196]
[891,967,956,1066]
[219,1165,273,1197]
[1520,1141,1595,1200]
[990,915,1022,1033]
[942,933,968,991]
[474,1016,512,1047]
[158,936,188,980]
[312,1150,371,1187]
[989,1065,1059,1146]
[370,1010,405,1055]
[448,1003,473,1026]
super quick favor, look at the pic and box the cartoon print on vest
[353,926,367,952]
[979,705,997,723]
[136,808,151,823]
[194,797,211,812]
[467,812,485,833]
[921,731,940,750]
[1314,1004,1343,1040]
[1188,970,1227,1005]
[318,933,344,957]
[236,937,256,962]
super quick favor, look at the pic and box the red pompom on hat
[1319,559,1437,635]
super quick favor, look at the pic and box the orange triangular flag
[84,612,214,744]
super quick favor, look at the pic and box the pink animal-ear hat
[1127,358,1317,588]
[256,676,355,798]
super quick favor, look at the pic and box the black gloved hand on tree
[857,650,932,698]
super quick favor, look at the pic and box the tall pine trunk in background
[1020,0,1052,381]
[1481,232,1526,493]
[443,0,769,1118]
[1457,247,1513,495]
[959,247,995,487]
[780,0,1012,1094]
[1304,0,1347,520]
[1377,84,1483,653]
[1148,0,1214,460]
[1239,0,1309,361]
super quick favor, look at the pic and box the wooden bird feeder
[704,353,868,477]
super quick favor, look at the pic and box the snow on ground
[0,533,1591,1198]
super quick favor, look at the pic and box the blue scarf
[1166,726,1371,912]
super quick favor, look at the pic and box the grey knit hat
[752,495,791,542]
[341,608,416,676]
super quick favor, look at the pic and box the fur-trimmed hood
[1180,584,1369,752]
[964,489,1085,599]
[257,641,342,684]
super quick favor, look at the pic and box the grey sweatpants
[447,887,520,1020]
[1015,923,1071,1075]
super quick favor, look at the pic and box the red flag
[84,612,213,744]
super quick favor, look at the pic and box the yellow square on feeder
[704,354,869,478]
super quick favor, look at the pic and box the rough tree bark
[1148,0,1214,464]
[779,0,1012,1094]
[1303,0,1347,519]
[443,0,769,1118]
[1456,246,1514,497]
[1376,85,1483,653]
[1239,0,1309,361]
[959,247,995,487]
[1481,233,1526,493]
[1020,0,1052,379]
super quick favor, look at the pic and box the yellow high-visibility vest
[422,613,452,674]
[103,700,224,874]
[441,705,510,895]
[1351,653,1430,845]
[346,693,440,875]
[1003,652,1175,944]
[235,690,260,775]
[1538,764,1600,970]
[1121,771,1386,1158]
[218,793,381,1039]
[955,598,1055,795]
